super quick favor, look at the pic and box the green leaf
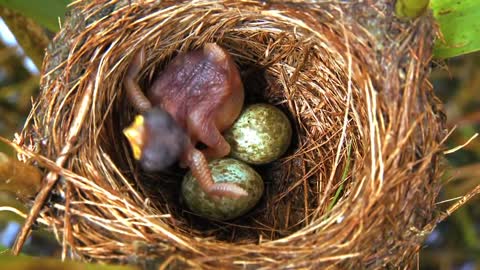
[431,0,480,58]
[0,0,69,32]
[0,252,139,270]
[0,142,13,157]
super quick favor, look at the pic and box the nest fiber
[16,0,446,268]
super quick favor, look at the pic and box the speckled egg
[224,103,292,165]
[181,158,264,221]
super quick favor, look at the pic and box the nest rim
[14,0,446,268]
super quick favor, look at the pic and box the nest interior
[16,0,446,269]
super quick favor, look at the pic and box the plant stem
[0,6,51,69]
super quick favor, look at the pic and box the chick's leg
[193,120,231,159]
[124,48,152,113]
[201,138,230,160]
[184,146,247,198]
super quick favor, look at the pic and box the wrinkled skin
[124,43,247,198]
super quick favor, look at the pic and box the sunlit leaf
[0,252,138,270]
[0,152,42,199]
[431,0,480,58]
[395,0,430,19]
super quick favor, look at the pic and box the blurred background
[0,7,478,270]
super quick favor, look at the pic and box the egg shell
[225,103,292,165]
[181,158,264,221]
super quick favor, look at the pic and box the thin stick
[61,181,73,260]
[436,184,480,224]
[12,75,95,255]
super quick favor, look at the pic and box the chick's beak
[123,115,145,160]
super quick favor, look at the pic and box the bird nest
[12,0,447,269]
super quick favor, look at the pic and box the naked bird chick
[123,43,247,198]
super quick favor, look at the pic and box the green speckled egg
[225,103,292,165]
[181,158,264,221]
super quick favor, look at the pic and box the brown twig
[12,72,94,255]
[436,184,480,224]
